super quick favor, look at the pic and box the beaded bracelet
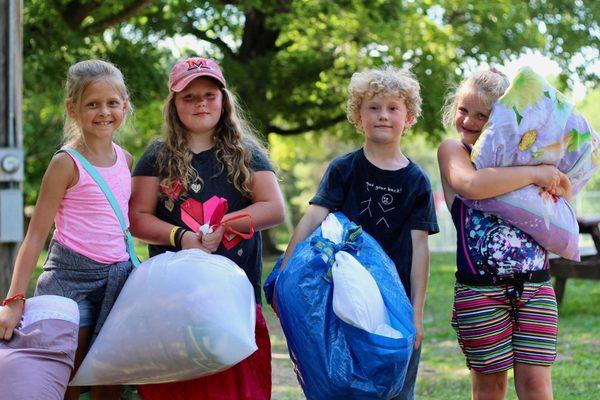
[2,293,26,307]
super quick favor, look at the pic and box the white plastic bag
[322,214,402,338]
[71,249,257,385]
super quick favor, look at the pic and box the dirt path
[263,307,306,400]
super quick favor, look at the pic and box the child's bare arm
[280,205,330,271]
[207,171,284,233]
[0,154,74,340]
[438,139,563,200]
[129,176,174,244]
[410,230,430,350]
[129,176,208,251]
[201,170,285,251]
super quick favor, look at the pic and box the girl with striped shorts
[437,69,571,400]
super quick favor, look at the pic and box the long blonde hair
[158,86,265,199]
[63,59,132,145]
[441,69,510,129]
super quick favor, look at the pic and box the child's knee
[515,364,552,395]
[472,371,507,400]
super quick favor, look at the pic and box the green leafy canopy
[23,0,599,204]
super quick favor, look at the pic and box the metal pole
[7,0,14,147]
[0,0,24,294]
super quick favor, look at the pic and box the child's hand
[413,314,424,350]
[0,302,24,341]
[532,165,562,192]
[202,226,226,253]
[539,171,572,202]
[548,172,572,200]
[180,230,209,252]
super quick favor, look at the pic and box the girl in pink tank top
[0,60,134,400]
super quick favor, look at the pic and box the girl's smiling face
[71,79,128,140]
[175,77,223,136]
[454,92,491,145]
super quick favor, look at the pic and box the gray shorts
[35,241,132,341]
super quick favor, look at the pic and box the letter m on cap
[187,58,209,71]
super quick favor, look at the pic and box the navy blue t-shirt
[310,148,439,296]
[133,141,274,303]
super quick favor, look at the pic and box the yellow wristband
[169,226,179,247]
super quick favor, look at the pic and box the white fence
[429,191,600,253]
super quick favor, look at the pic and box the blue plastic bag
[265,213,415,399]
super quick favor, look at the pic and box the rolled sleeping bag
[0,295,79,400]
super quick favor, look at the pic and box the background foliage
[19,4,600,396]
[23,0,600,226]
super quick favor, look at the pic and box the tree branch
[61,0,102,30]
[268,115,347,136]
[194,29,237,59]
[175,17,238,59]
[88,0,155,32]
[238,9,279,61]
[446,11,468,25]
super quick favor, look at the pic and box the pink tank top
[53,143,131,263]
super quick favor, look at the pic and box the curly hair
[441,69,510,129]
[346,65,422,131]
[63,59,132,145]
[158,86,265,199]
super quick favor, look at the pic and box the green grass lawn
[28,248,599,399]
[421,254,600,399]
[262,253,600,400]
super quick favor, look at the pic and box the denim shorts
[35,241,132,340]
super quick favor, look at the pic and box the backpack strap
[61,147,140,267]
[462,142,473,154]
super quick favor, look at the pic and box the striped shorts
[451,281,558,374]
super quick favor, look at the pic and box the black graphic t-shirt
[310,148,439,296]
[133,141,274,303]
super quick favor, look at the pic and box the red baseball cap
[168,57,226,92]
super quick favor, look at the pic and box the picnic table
[550,216,600,305]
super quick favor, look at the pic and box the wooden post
[0,0,23,295]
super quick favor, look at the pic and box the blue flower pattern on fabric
[465,207,546,275]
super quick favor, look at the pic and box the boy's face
[357,93,413,145]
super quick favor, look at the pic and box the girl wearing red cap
[130,56,284,399]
